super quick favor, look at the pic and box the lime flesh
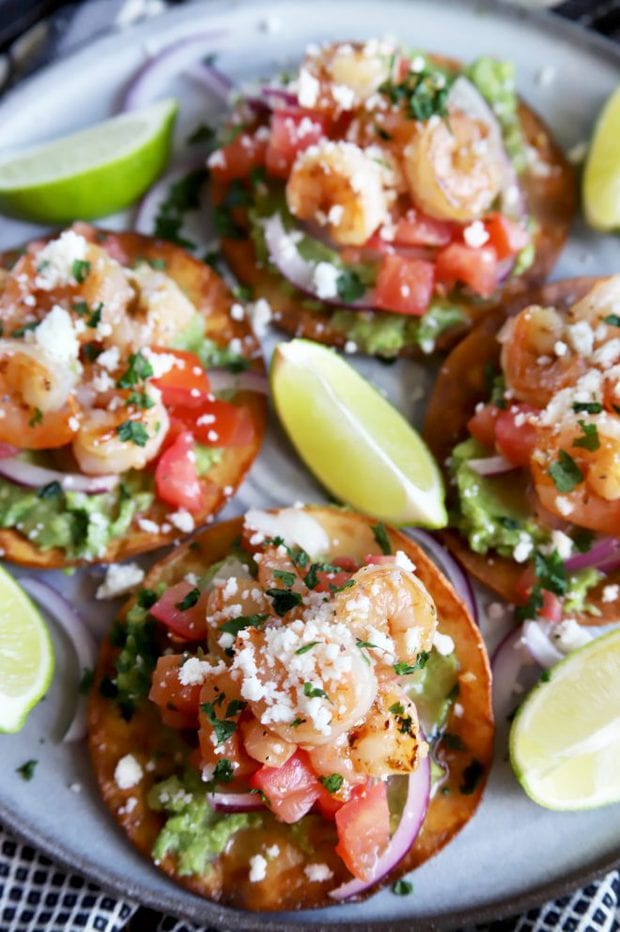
[270,339,447,527]
[0,567,54,733]
[0,98,178,223]
[584,86,620,231]
[510,629,620,811]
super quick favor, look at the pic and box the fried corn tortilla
[424,277,620,624]
[0,228,266,568]
[88,506,494,911]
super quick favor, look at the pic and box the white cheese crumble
[169,510,195,534]
[394,550,415,573]
[34,305,80,365]
[567,320,594,357]
[178,657,225,686]
[332,83,356,110]
[248,297,273,337]
[248,854,268,882]
[304,863,334,882]
[432,631,455,656]
[114,754,143,790]
[513,532,534,563]
[552,619,592,653]
[602,584,619,603]
[463,220,489,248]
[96,562,145,599]
[34,231,88,290]
[297,68,320,107]
[313,262,340,299]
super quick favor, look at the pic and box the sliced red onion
[262,213,376,310]
[565,537,620,575]
[121,31,228,110]
[467,454,518,476]
[491,624,537,720]
[207,368,269,395]
[184,61,233,104]
[19,578,97,743]
[522,620,563,668]
[0,458,119,495]
[329,757,430,901]
[259,85,298,108]
[134,159,206,234]
[404,528,478,624]
[0,443,19,459]
[209,791,266,813]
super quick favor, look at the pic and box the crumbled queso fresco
[114,754,143,790]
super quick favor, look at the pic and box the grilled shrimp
[232,618,378,747]
[72,387,169,475]
[333,563,437,670]
[307,736,367,785]
[286,140,389,246]
[404,111,503,222]
[348,679,425,776]
[239,717,297,767]
[205,576,272,659]
[301,40,393,110]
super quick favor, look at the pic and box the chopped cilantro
[87,303,103,328]
[356,638,381,651]
[303,682,328,700]
[573,420,600,452]
[203,757,234,791]
[187,123,216,147]
[28,407,43,428]
[497,516,520,530]
[319,773,343,794]
[393,651,429,675]
[220,613,267,636]
[330,579,355,593]
[336,269,365,302]
[303,561,339,589]
[266,587,302,616]
[232,283,253,302]
[11,320,39,337]
[572,401,602,414]
[572,529,594,554]
[379,64,452,121]
[16,759,37,781]
[389,701,405,715]
[213,204,246,240]
[200,700,238,745]
[604,314,620,327]
[273,569,297,587]
[392,879,413,896]
[116,420,149,447]
[548,450,584,493]
[295,641,319,655]
[37,480,62,500]
[225,699,247,717]
[175,588,201,611]
[540,669,551,683]
[72,259,91,283]
[291,717,305,728]
[534,549,568,597]
[127,389,155,409]
[116,351,154,389]
[153,168,207,249]
[371,522,391,555]
[137,588,159,609]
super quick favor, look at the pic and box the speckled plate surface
[1,1,619,928]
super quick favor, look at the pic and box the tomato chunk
[484,213,529,261]
[436,243,498,298]
[149,653,202,726]
[266,109,327,179]
[155,431,207,514]
[250,751,320,824]
[374,254,435,316]
[494,404,539,467]
[515,566,563,622]
[150,348,211,408]
[468,403,500,450]
[192,399,255,447]
[150,580,206,640]
[334,781,390,881]
[394,209,454,247]
[209,132,267,182]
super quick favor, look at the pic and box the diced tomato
[249,751,320,824]
[484,213,529,261]
[394,209,454,248]
[539,590,563,622]
[331,556,359,572]
[334,781,390,881]
[314,784,346,820]
[209,132,268,183]
[494,404,539,467]
[155,430,207,514]
[149,654,202,726]
[515,566,563,622]
[313,554,359,592]
[192,399,255,447]
[468,403,500,450]
[150,580,206,640]
[374,254,435,316]
[265,109,327,179]
[435,243,498,298]
[150,348,210,408]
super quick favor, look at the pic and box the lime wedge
[583,86,620,231]
[0,567,54,733]
[510,629,620,811]
[270,339,447,527]
[0,98,178,223]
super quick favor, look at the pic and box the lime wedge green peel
[270,339,447,528]
[0,566,54,733]
[583,85,620,231]
[0,98,178,223]
[510,629,620,811]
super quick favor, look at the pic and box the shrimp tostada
[88,505,493,911]
[209,40,573,359]
[0,224,266,567]
[425,276,620,631]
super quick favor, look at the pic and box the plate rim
[1,0,620,927]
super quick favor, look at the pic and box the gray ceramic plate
[1,1,619,928]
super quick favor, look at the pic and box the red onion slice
[184,60,233,104]
[19,578,97,743]
[404,528,478,624]
[522,620,563,668]
[208,791,266,813]
[329,757,430,901]
[0,458,119,495]
[467,454,518,476]
[565,537,620,574]
[207,369,269,395]
[491,624,537,721]
[120,31,228,110]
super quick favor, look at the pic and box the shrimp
[205,576,272,659]
[499,306,585,407]
[72,386,169,475]
[256,544,307,595]
[286,140,389,246]
[348,679,426,776]
[333,563,437,671]
[232,617,378,747]
[404,111,503,222]
[307,736,367,786]
[198,668,257,780]
[106,264,195,351]
[301,40,393,110]
[239,717,297,768]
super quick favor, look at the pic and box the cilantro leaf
[28,407,43,428]
[393,651,429,676]
[175,588,201,611]
[116,351,154,389]
[295,641,319,655]
[116,420,149,447]
[392,879,413,896]
[303,682,328,700]
[336,269,365,303]
[37,480,62,500]
[72,259,91,283]
[548,450,584,492]
[572,401,602,414]
[573,420,600,452]
[16,759,37,781]
[266,588,302,616]
[604,314,620,327]
[219,613,267,636]
[273,569,297,588]
[319,773,343,794]
[371,522,391,555]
